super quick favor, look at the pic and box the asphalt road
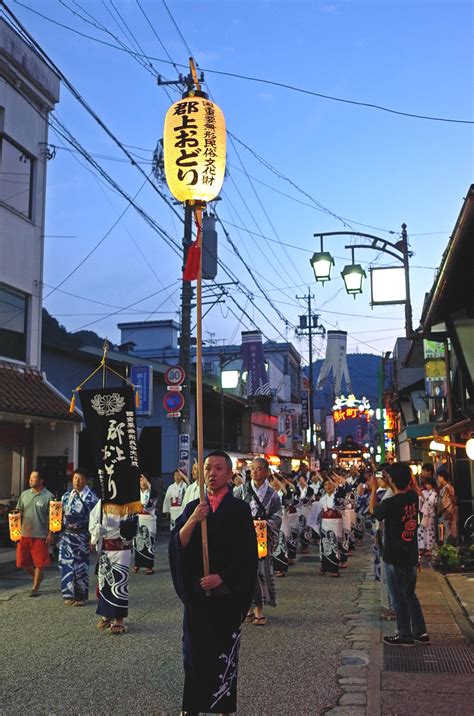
[1,536,369,715]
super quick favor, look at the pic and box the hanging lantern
[163,93,226,203]
[8,510,21,542]
[253,519,268,559]
[49,500,63,533]
[465,438,474,460]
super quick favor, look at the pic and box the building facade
[0,20,81,502]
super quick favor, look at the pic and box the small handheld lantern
[163,92,226,204]
[253,519,268,559]
[49,500,63,533]
[8,511,21,542]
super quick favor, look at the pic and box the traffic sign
[165,365,185,386]
[163,391,185,413]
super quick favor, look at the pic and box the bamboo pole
[194,204,210,583]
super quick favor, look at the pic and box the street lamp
[310,226,414,337]
[466,438,474,460]
[340,248,366,297]
[310,237,335,283]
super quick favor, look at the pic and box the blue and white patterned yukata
[59,486,99,601]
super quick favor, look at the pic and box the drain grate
[384,645,473,674]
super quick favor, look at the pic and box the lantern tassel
[135,389,140,408]
[183,242,201,281]
[69,392,76,413]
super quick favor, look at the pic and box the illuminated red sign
[333,407,371,423]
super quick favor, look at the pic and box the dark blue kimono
[169,489,258,714]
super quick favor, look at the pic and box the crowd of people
[8,454,460,713]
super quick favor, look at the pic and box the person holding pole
[169,450,258,715]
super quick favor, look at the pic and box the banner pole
[102,339,109,389]
[194,204,210,583]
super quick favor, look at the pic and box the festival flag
[240,331,271,398]
[79,386,141,515]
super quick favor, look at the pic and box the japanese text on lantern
[173,100,200,186]
[202,101,217,185]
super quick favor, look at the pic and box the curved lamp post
[310,225,414,338]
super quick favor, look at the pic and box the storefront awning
[0,361,82,422]
[400,423,436,440]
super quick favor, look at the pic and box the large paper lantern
[49,500,63,533]
[163,93,226,203]
[9,511,21,542]
[253,519,268,559]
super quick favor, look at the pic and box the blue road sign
[131,365,153,417]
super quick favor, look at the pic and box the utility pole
[158,69,205,480]
[296,289,325,465]
[178,205,194,472]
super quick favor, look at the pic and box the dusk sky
[10,0,474,360]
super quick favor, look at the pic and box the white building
[0,18,81,502]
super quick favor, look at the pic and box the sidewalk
[324,559,473,716]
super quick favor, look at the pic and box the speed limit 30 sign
[165,365,185,386]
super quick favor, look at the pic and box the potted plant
[432,544,461,572]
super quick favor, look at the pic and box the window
[0,285,27,362]
[0,137,33,218]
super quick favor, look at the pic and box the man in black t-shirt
[370,462,429,647]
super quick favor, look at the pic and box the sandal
[97,617,113,629]
[254,616,267,626]
[74,600,87,607]
[63,599,76,605]
[145,569,154,575]
[244,613,255,623]
[109,623,127,634]
[274,571,286,578]
[132,566,139,573]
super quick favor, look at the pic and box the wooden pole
[194,204,210,582]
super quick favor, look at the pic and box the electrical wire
[11,0,473,124]
[43,170,149,299]
[4,1,412,352]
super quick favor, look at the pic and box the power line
[7,2,289,344]
[43,169,149,299]
[72,280,180,331]
[10,0,473,125]
[160,0,193,58]
[136,0,180,74]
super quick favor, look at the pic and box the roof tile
[0,361,81,422]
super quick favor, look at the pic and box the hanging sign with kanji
[79,387,141,514]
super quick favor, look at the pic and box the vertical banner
[178,432,191,476]
[79,387,141,515]
[131,365,153,417]
[241,331,271,397]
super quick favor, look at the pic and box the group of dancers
[267,465,369,580]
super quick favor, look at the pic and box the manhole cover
[298,556,319,563]
[384,645,473,674]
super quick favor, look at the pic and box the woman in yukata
[418,476,438,558]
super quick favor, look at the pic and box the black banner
[79,387,140,513]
